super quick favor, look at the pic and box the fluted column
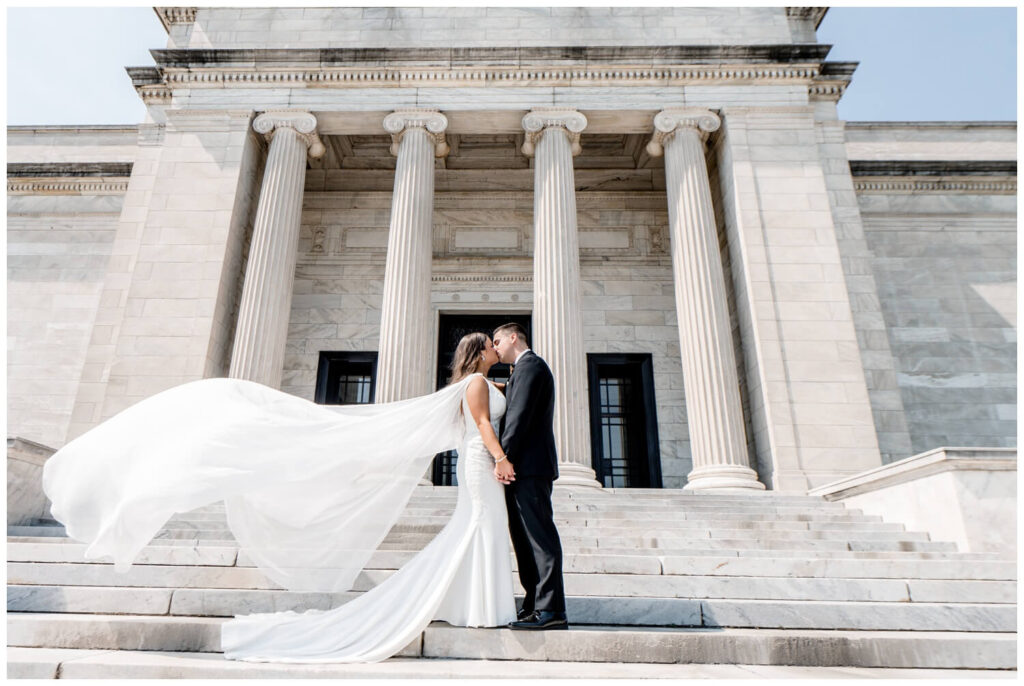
[522,109,599,488]
[229,110,325,387]
[648,109,764,490]
[376,110,449,402]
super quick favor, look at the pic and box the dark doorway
[587,353,662,488]
[432,313,532,485]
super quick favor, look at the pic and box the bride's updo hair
[449,332,488,385]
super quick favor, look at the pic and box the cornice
[130,46,853,105]
[154,7,197,32]
[7,163,133,178]
[785,7,828,29]
[150,45,833,68]
[849,160,1017,177]
[808,61,856,102]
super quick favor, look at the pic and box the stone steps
[10,647,1009,680]
[6,535,1003,559]
[9,584,1017,630]
[8,541,1016,579]
[9,487,1015,670]
[10,561,1016,603]
[163,522,925,544]
[7,615,1016,670]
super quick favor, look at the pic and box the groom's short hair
[493,322,528,347]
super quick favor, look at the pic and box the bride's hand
[494,458,515,484]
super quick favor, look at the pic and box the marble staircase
[7,487,1017,677]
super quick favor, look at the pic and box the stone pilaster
[229,110,324,387]
[522,109,599,488]
[648,109,764,490]
[375,110,449,402]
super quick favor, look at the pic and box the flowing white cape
[42,376,473,593]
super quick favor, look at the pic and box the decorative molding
[785,7,828,29]
[808,61,856,102]
[156,64,824,91]
[646,109,721,156]
[7,163,133,178]
[8,178,129,195]
[151,45,832,68]
[382,109,449,157]
[849,160,1017,177]
[154,7,197,31]
[853,177,1017,194]
[521,109,587,157]
[432,274,533,283]
[253,110,326,158]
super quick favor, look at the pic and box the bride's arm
[466,377,513,474]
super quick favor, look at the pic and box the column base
[683,463,766,491]
[554,463,603,489]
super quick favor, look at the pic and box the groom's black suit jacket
[499,350,558,480]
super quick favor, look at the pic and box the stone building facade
[7,7,1016,493]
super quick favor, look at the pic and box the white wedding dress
[42,373,516,663]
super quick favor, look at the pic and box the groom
[491,323,568,631]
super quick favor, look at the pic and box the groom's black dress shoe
[509,610,568,630]
[517,607,535,621]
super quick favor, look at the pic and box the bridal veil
[42,376,474,593]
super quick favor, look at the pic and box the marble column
[376,110,449,402]
[647,109,765,490]
[522,109,600,488]
[229,110,325,387]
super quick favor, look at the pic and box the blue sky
[5,6,1017,126]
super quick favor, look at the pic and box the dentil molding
[645,109,722,157]
[521,109,588,157]
[253,110,326,158]
[382,110,450,157]
[155,7,197,29]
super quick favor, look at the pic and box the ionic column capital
[383,109,450,157]
[646,109,721,157]
[521,108,588,157]
[253,110,326,158]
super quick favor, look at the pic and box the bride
[42,333,518,663]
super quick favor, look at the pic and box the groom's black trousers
[504,476,566,613]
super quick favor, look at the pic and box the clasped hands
[494,457,516,485]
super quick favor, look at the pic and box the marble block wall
[714,106,884,492]
[76,111,262,428]
[7,196,120,447]
[284,190,696,486]
[858,193,1017,452]
[180,7,797,51]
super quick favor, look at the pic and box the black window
[315,352,378,405]
[587,353,662,488]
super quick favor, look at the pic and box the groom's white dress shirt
[513,349,531,366]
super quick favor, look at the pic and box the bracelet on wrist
[495,454,507,463]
